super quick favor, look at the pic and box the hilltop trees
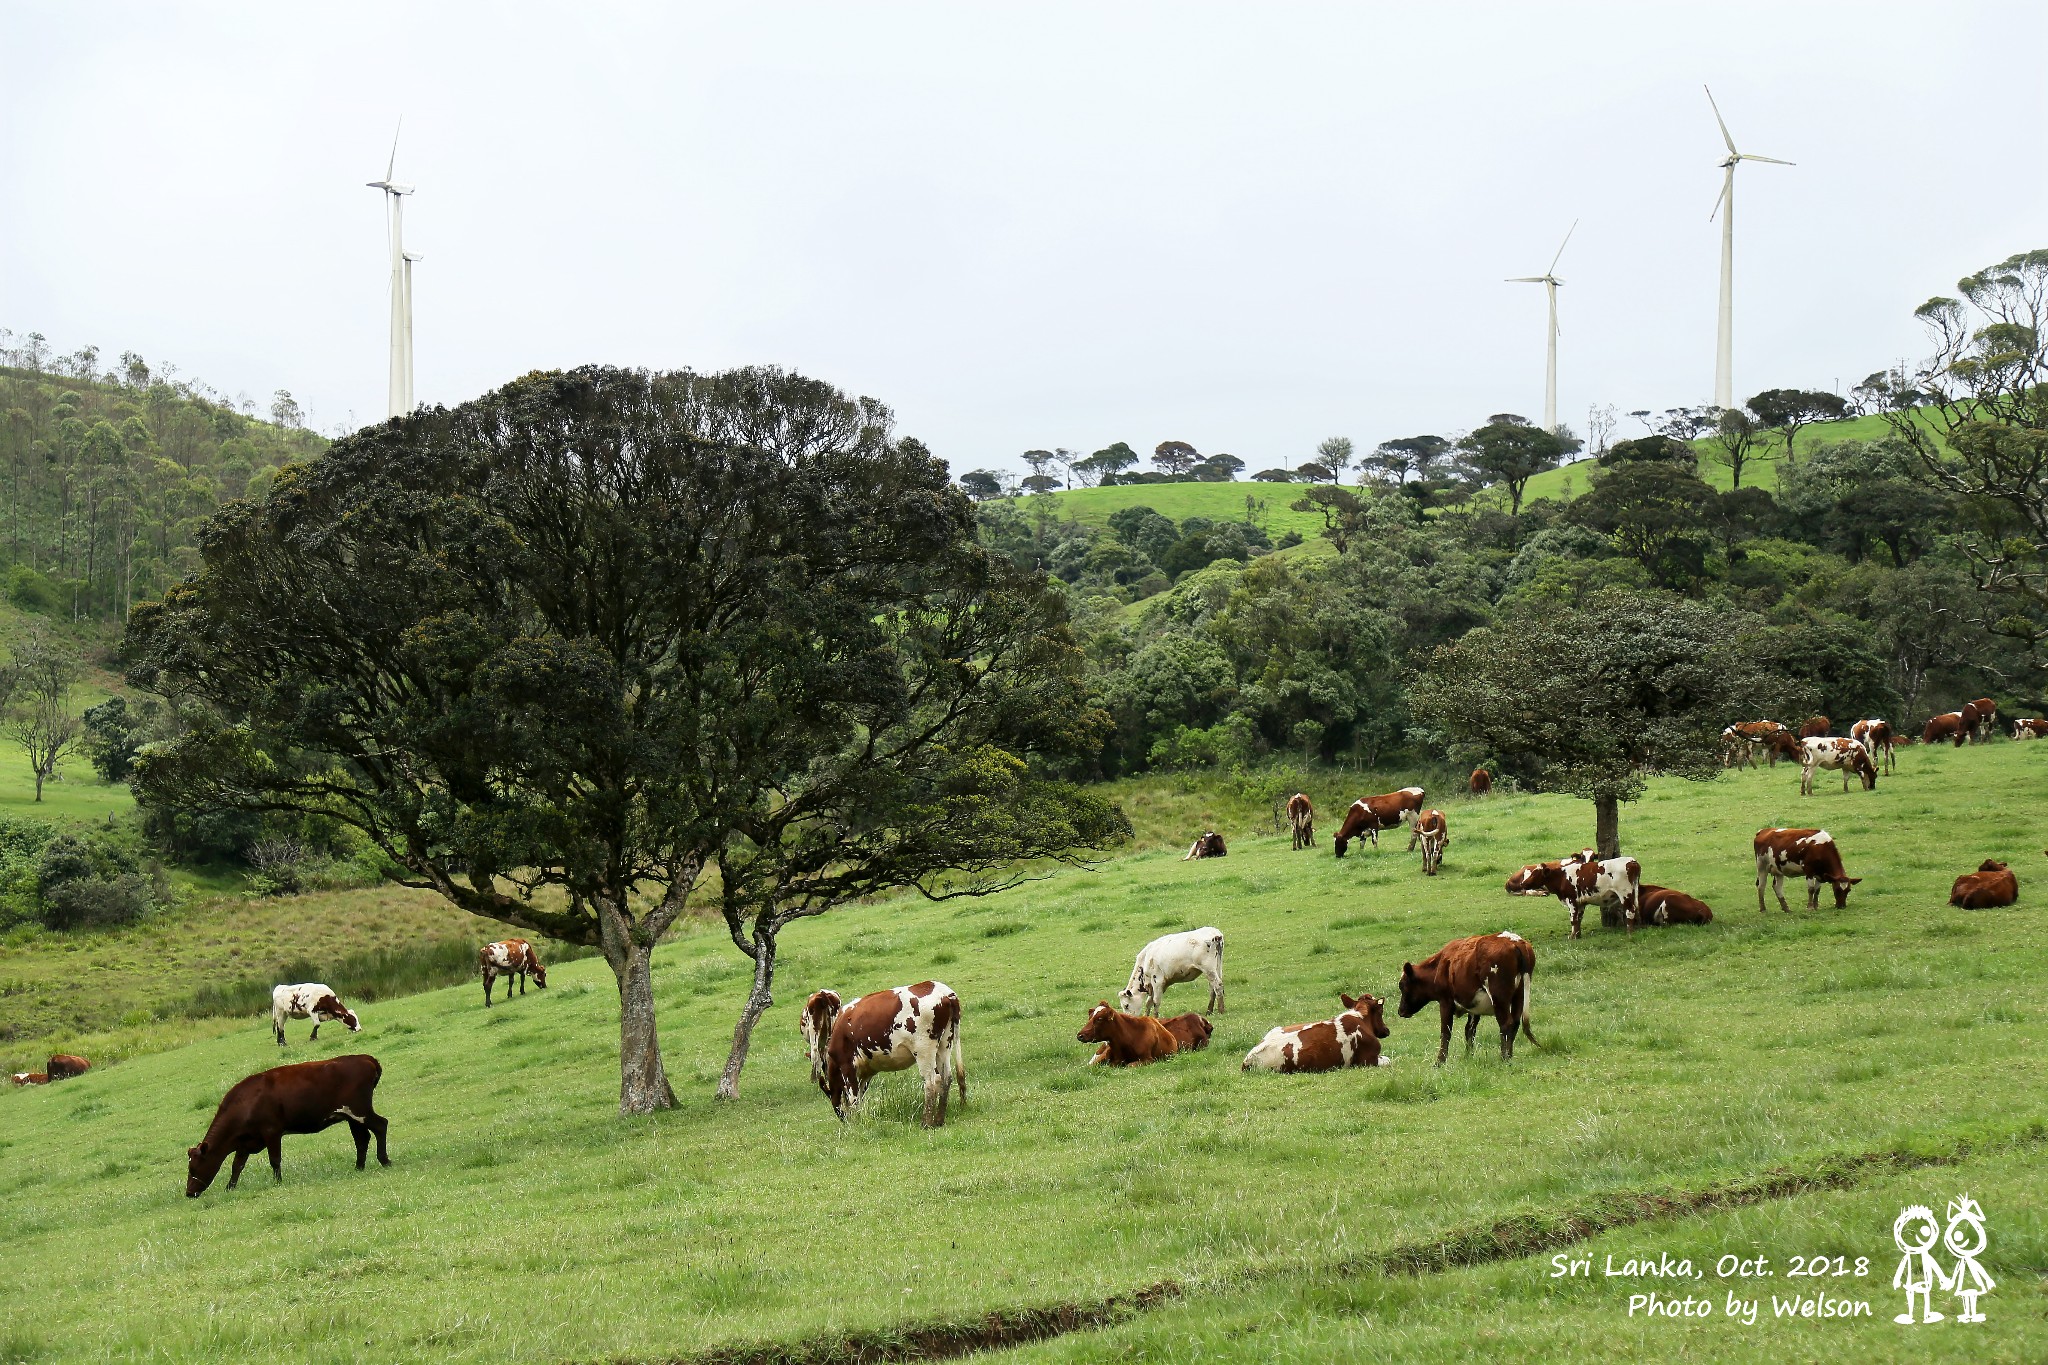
[127,365,1125,1115]
[1455,416,1568,516]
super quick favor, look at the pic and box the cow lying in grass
[1949,860,2018,909]
[1241,993,1390,1073]
[11,1072,48,1085]
[1638,885,1714,925]
[801,982,966,1127]
[45,1054,90,1080]
[186,1054,390,1196]
[1398,931,1538,1065]
[1077,1003,1182,1066]
[1182,831,1227,860]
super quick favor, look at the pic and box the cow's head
[799,990,841,1085]
[1077,1002,1118,1045]
[1505,862,1561,896]
[1115,976,1149,1013]
[1340,992,1391,1039]
[1978,859,2008,874]
[186,1140,226,1197]
[1396,964,1431,1019]
[1827,876,1862,907]
[316,995,362,1032]
[527,960,547,988]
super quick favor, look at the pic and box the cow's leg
[350,1119,371,1169]
[273,1016,286,1048]
[1463,1013,1480,1056]
[310,1021,319,1041]
[483,969,493,1007]
[267,1137,284,1183]
[1088,1044,1108,1066]
[1207,964,1224,1014]
[517,969,526,997]
[1435,1001,1453,1067]
[952,1035,968,1103]
[226,1149,250,1190]
[921,1052,946,1128]
[367,1111,390,1165]
[1806,876,1822,912]
[1569,899,1584,939]
[1756,858,1769,914]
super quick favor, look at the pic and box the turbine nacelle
[367,180,416,195]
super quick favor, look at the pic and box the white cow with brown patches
[1798,736,1877,795]
[801,981,966,1127]
[479,939,548,1007]
[269,984,361,1048]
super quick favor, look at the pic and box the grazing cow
[1241,993,1390,1073]
[1407,808,1449,876]
[1078,1003,1181,1066]
[1118,927,1225,1016]
[1721,720,1791,768]
[1967,698,1997,742]
[44,1054,90,1081]
[1287,793,1315,850]
[1799,736,1878,795]
[1958,700,1986,744]
[1469,768,1492,795]
[800,982,965,1127]
[1924,711,1967,747]
[2013,718,2048,741]
[1850,719,1896,774]
[1505,851,1643,937]
[186,1055,389,1196]
[1182,831,1227,861]
[1397,931,1538,1065]
[1949,859,2018,909]
[11,1072,49,1085]
[1754,828,1861,913]
[270,984,362,1048]
[1638,885,1714,925]
[479,939,548,1007]
[1332,787,1426,856]
[1799,714,1832,739]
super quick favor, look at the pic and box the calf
[1754,827,1861,912]
[11,1072,49,1085]
[2013,718,2048,741]
[1397,931,1538,1065]
[479,939,548,1007]
[1799,714,1832,739]
[801,982,966,1127]
[1159,1011,1213,1053]
[1799,736,1878,795]
[186,1054,390,1196]
[1949,859,2018,909]
[1078,1003,1180,1066]
[1923,712,1967,747]
[1332,787,1426,856]
[45,1054,90,1081]
[1182,831,1227,861]
[1638,885,1714,925]
[1287,794,1315,850]
[1505,851,1643,937]
[1407,808,1448,876]
[270,984,362,1047]
[1118,927,1225,1016]
[1850,719,1896,774]
[1241,993,1390,1073]
[1469,768,1492,795]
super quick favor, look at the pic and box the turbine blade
[1703,85,1738,155]
[1709,173,1730,222]
[1548,219,1579,275]
[1507,276,1548,283]
[1741,153,1795,165]
[387,116,403,181]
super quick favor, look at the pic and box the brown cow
[1077,1002,1179,1066]
[1754,827,1860,912]
[1924,712,1967,747]
[45,1054,90,1081]
[1182,831,1227,861]
[1088,1009,1211,1065]
[1949,859,2018,909]
[1240,994,1389,1072]
[1287,794,1315,850]
[11,1072,49,1085]
[1469,768,1492,795]
[480,939,548,1007]
[185,1055,390,1196]
[2013,718,2048,741]
[1850,719,1896,774]
[1407,808,1449,876]
[1721,721,1793,768]
[1332,787,1426,856]
[1967,697,1997,742]
[1505,852,1642,937]
[1799,714,1832,739]
[1638,885,1714,925]
[802,983,966,1126]
[1397,931,1538,1065]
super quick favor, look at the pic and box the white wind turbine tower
[367,122,417,420]
[1704,86,1792,411]
[1507,220,1577,433]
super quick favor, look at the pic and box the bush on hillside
[5,564,63,614]
[32,829,167,930]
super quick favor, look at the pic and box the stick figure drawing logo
[1892,1197,1995,1325]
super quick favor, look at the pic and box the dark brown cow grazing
[1077,1002,1179,1066]
[1182,831,1228,861]
[1638,885,1714,925]
[186,1054,389,1196]
[1967,697,1997,742]
[1924,712,1967,747]
[1469,768,1492,795]
[1398,932,1538,1065]
[1241,994,1389,1072]
[45,1054,90,1081]
[1754,827,1860,912]
[1949,859,2018,909]
[1287,793,1315,850]
[1799,714,1832,739]
[1407,808,1449,876]
[1332,787,1425,856]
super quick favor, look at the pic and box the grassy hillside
[3,743,2044,1362]
[1027,482,1331,539]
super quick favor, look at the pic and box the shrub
[32,829,165,930]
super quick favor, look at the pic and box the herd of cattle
[11,706,2038,1185]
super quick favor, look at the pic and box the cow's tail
[1517,947,1540,1047]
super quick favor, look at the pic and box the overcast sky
[5,2,2045,477]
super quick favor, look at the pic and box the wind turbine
[367,121,416,420]
[1507,220,1576,434]
[1704,86,1792,411]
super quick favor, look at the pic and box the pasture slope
[2,743,2045,1364]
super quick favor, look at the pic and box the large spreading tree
[127,365,1126,1115]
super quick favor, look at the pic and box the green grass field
[1027,482,1331,539]
[2,744,2044,1363]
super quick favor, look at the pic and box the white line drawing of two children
[1893,1198,1994,1325]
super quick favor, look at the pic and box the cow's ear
[1845,877,1863,885]
[1340,993,1358,1009]
[1401,963,1415,980]
[188,1143,205,1159]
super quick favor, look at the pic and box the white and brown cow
[479,939,548,1007]
[1331,787,1426,856]
[1287,793,1315,850]
[1850,719,1897,774]
[1407,808,1449,876]
[1799,736,1878,795]
[1722,720,1791,769]
[1397,931,1538,1065]
[11,1072,49,1085]
[1754,827,1860,913]
[1118,927,1225,1016]
[1182,831,1228,861]
[1240,993,1390,1073]
[801,981,965,1127]
[1505,851,1642,937]
[1966,697,1997,743]
[269,984,361,1048]
[2012,718,2048,741]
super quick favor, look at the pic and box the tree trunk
[1594,793,1622,926]
[599,902,676,1116]
[716,929,778,1101]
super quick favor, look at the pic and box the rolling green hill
[3,743,2043,1362]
